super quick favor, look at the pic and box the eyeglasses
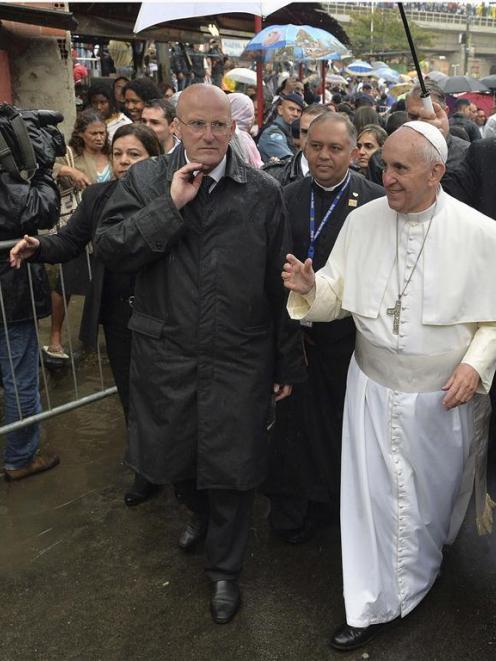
[176,116,231,135]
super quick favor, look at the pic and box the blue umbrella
[373,67,401,83]
[241,24,348,63]
[346,60,373,75]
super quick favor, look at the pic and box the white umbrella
[133,1,326,127]
[135,1,295,32]
[225,67,258,85]
[326,74,347,85]
[346,60,373,75]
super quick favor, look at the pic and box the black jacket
[31,180,122,348]
[445,132,470,171]
[263,150,304,187]
[449,113,480,143]
[442,137,496,218]
[0,168,59,323]
[95,146,305,489]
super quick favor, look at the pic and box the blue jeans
[0,321,41,469]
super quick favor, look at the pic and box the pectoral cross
[387,299,401,335]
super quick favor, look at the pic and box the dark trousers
[102,300,132,422]
[266,332,354,531]
[175,479,254,582]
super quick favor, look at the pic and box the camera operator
[0,104,62,481]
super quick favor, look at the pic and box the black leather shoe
[272,518,316,544]
[124,474,160,507]
[330,623,386,651]
[210,580,241,624]
[178,515,207,551]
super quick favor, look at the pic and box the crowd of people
[358,2,496,17]
[3,61,496,651]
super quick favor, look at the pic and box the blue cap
[279,92,305,109]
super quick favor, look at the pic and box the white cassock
[288,189,496,628]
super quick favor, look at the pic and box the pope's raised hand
[170,162,207,210]
[281,254,315,295]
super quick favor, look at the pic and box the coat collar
[165,145,248,184]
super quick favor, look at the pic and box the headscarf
[228,93,263,168]
[228,93,255,132]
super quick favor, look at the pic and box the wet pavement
[1,321,496,660]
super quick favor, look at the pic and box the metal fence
[0,238,117,436]
[325,2,496,28]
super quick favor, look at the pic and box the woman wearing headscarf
[228,93,263,168]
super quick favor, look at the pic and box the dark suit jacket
[442,137,496,219]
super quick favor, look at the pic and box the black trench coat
[95,147,305,490]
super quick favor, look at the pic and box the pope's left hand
[273,383,292,402]
[441,363,480,410]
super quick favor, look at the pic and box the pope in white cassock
[283,121,496,651]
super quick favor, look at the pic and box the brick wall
[0,50,13,103]
[1,2,67,39]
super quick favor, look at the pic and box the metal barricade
[0,238,117,436]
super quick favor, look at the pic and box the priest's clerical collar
[399,196,438,223]
[184,153,227,186]
[312,170,349,192]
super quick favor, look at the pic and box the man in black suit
[265,113,384,542]
[442,136,496,217]
[95,84,304,624]
[449,98,481,143]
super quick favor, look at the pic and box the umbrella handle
[421,94,434,115]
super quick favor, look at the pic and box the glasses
[176,117,230,135]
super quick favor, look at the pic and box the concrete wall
[8,34,76,139]
[0,2,76,139]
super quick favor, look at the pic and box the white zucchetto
[401,120,448,163]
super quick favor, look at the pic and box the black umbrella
[440,76,489,94]
[397,3,433,113]
[480,75,496,90]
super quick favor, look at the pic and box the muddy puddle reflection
[0,322,127,570]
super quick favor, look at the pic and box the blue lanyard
[307,172,351,260]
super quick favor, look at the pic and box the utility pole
[464,6,471,75]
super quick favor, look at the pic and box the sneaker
[4,452,60,481]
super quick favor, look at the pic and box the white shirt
[483,114,496,139]
[167,135,181,154]
[185,153,227,193]
[300,153,309,177]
